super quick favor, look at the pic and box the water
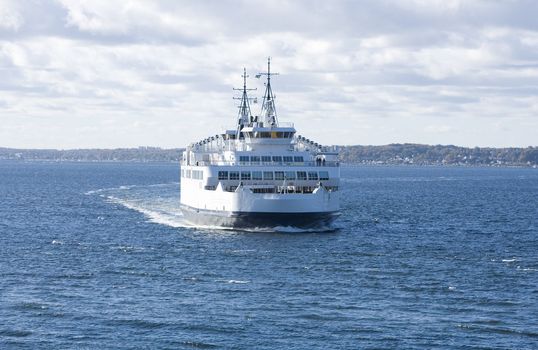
[1,162,537,349]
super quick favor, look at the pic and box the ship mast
[233,68,256,137]
[257,57,279,127]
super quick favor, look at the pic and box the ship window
[275,171,285,180]
[241,171,251,180]
[285,171,296,180]
[262,156,271,163]
[230,171,240,180]
[308,171,318,180]
[260,132,271,138]
[283,156,293,163]
[239,156,249,165]
[218,171,228,180]
[294,156,304,162]
[251,156,260,164]
[272,156,282,164]
[319,171,329,180]
[186,170,192,178]
[252,188,276,193]
[181,169,184,178]
[263,171,273,180]
[297,171,307,180]
[302,186,314,193]
[252,171,263,180]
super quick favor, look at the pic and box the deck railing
[190,160,339,167]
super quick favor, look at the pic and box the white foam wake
[105,195,187,228]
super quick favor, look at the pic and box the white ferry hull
[180,180,340,229]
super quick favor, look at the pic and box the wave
[84,185,133,195]
[341,176,462,184]
[147,182,179,187]
[457,323,538,338]
[517,266,538,272]
[272,225,338,233]
[196,224,339,234]
[105,318,168,329]
[105,195,186,228]
[221,279,250,284]
[84,183,177,195]
[0,329,33,337]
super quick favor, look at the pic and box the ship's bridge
[241,123,296,147]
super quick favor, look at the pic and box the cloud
[0,0,24,31]
[0,0,537,148]
[56,1,219,44]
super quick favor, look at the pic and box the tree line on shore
[338,144,538,166]
[1,144,537,166]
[0,147,183,162]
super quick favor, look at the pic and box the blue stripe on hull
[180,204,339,229]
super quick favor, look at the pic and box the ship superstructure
[180,59,340,228]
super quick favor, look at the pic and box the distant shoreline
[1,160,536,170]
[1,144,537,167]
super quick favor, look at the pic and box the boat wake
[86,183,337,233]
[105,195,186,228]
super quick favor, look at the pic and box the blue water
[1,162,537,349]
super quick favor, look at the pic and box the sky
[1,0,537,149]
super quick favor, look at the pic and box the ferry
[180,59,340,228]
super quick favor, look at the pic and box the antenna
[258,57,279,126]
[233,68,256,136]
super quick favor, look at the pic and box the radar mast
[257,57,279,126]
[233,68,256,136]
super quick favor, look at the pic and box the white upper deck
[182,58,339,167]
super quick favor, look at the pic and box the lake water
[1,162,537,349]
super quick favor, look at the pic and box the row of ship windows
[181,169,330,181]
[238,155,304,164]
[217,170,329,181]
[182,169,204,180]
[245,131,294,139]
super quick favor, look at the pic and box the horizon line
[1,143,537,151]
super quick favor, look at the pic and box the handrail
[189,160,339,167]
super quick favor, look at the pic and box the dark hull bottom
[180,205,339,229]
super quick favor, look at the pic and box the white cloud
[0,0,24,31]
[0,0,537,148]
[56,0,221,44]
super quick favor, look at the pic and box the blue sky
[1,0,537,148]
